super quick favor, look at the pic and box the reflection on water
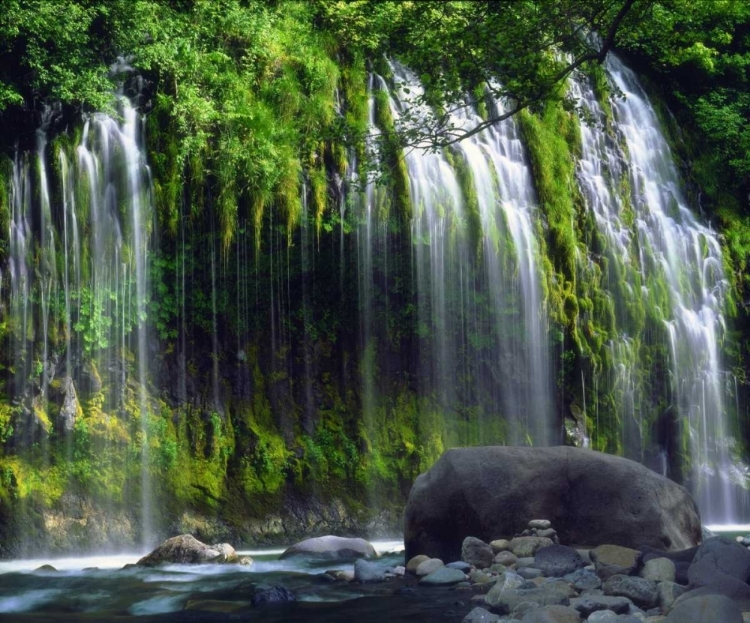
[0,541,473,622]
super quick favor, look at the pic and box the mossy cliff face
[0,54,745,554]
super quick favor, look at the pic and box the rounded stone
[416,557,444,576]
[534,544,584,577]
[420,566,467,586]
[491,539,512,553]
[529,520,552,530]
[511,537,554,558]
[639,557,675,583]
[666,593,743,623]
[463,536,495,569]
[406,554,430,573]
[462,607,501,623]
[280,535,376,560]
[495,551,519,566]
[603,574,658,609]
[590,544,641,579]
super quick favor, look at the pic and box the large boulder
[279,535,376,559]
[137,534,244,566]
[404,447,700,562]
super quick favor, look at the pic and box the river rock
[529,520,552,530]
[603,574,658,609]
[251,585,296,605]
[463,536,494,568]
[486,585,571,613]
[492,539,512,553]
[136,534,243,566]
[563,568,601,591]
[587,613,641,623]
[416,557,444,576]
[687,536,750,585]
[639,557,675,583]
[656,581,685,609]
[354,559,386,582]
[495,551,519,566]
[520,604,581,623]
[406,554,430,573]
[447,561,473,572]
[674,574,750,611]
[421,566,467,586]
[280,535,376,559]
[512,537,554,558]
[518,567,544,579]
[569,595,632,616]
[665,593,743,623]
[534,544,584,577]
[404,447,700,563]
[590,545,641,579]
[463,607,501,623]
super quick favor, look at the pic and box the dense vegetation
[0,0,748,552]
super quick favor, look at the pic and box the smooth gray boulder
[404,447,700,563]
[687,537,750,585]
[420,566,467,586]
[280,535,376,560]
[666,593,743,623]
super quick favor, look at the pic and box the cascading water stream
[375,62,554,445]
[5,90,156,545]
[572,55,739,523]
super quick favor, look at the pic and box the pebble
[491,539,512,553]
[415,558,444,576]
[529,520,552,530]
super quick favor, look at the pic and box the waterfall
[5,93,155,543]
[572,55,739,523]
[361,62,554,446]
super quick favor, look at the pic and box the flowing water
[5,90,155,546]
[0,53,746,546]
[362,62,554,446]
[0,543,473,623]
[571,55,742,522]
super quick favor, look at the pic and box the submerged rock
[280,535,376,560]
[136,534,248,566]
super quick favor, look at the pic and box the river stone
[687,536,750,585]
[516,557,536,568]
[354,559,386,582]
[518,567,544,579]
[280,535,376,560]
[656,581,685,609]
[33,564,58,573]
[529,520,552,530]
[639,557,675,583]
[569,595,632,616]
[406,554,430,573]
[665,593,743,623]
[416,557,444,576]
[534,544,584,577]
[512,537,554,558]
[486,586,570,614]
[520,605,581,623]
[495,551,519,566]
[673,574,750,611]
[137,534,241,566]
[590,545,641,579]
[537,529,558,539]
[484,570,526,604]
[563,568,601,591]
[447,561,473,572]
[603,575,658,609]
[470,569,494,584]
[420,566,467,586]
[463,536,495,568]
[492,539,512,553]
[587,613,641,623]
[404,447,700,563]
[251,585,295,605]
[463,607,501,623]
